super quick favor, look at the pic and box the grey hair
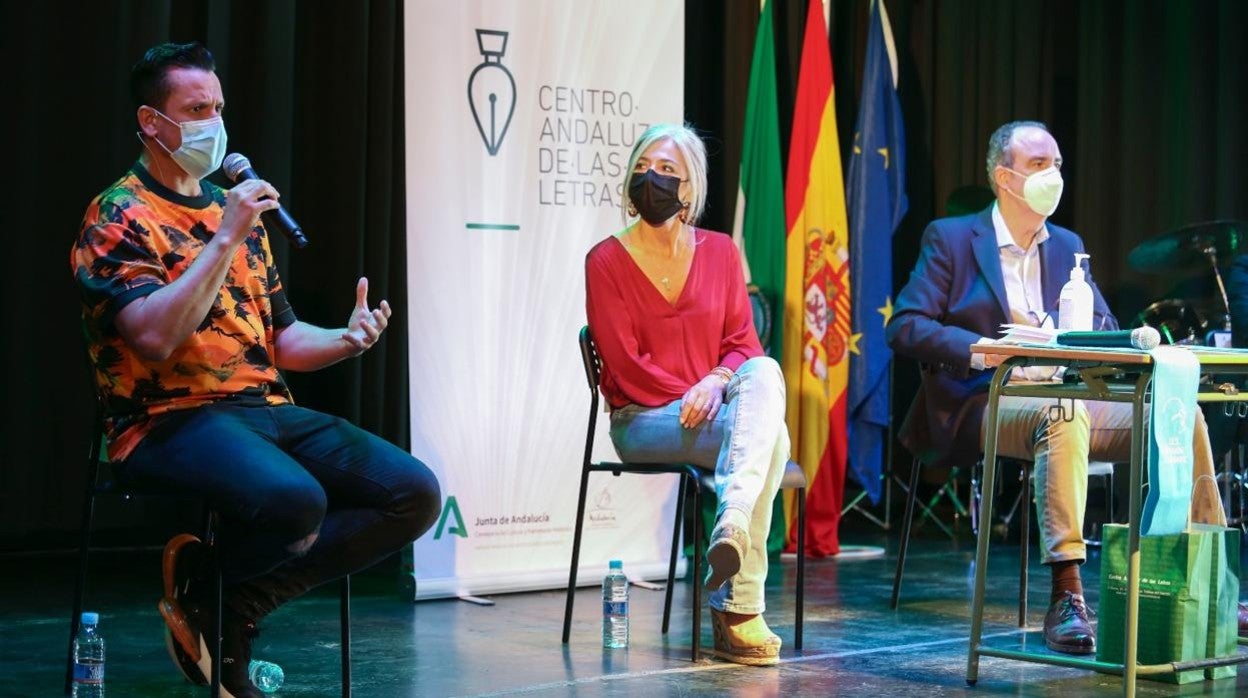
[985,120,1048,193]
[622,123,708,225]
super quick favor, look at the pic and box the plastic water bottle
[602,559,629,649]
[248,659,285,693]
[72,612,105,697]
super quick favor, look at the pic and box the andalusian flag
[732,0,785,357]
[847,0,907,505]
[782,0,850,556]
[731,0,788,555]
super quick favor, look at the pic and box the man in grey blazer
[887,121,1226,654]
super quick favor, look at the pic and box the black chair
[892,455,1032,625]
[696,463,807,649]
[561,327,807,659]
[893,453,1116,626]
[66,400,354,696]
[747,284,773,354]
[978,460,1115,547]
[561,326,705,659]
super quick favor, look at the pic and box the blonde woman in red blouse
[585,123,790,666]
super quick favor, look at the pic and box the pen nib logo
[467,29,516,156]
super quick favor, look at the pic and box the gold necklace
[625,225,690,295]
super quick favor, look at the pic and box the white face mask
[148,108,228,180]
[1002,165,1063,217]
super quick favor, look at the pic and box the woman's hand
[679,374,728,429]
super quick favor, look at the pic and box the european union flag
[847,0,907,504]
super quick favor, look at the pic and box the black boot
[216,609,264,698]
[188,604,264,698]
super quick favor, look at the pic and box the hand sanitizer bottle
[1058,253,1093,331]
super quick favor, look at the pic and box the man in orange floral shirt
[71,42,440,697]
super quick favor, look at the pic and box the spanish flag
[782,0,850,556]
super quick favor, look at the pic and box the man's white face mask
[147,107,228,180]
[1002,165,1063,217]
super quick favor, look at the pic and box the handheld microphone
[222,153,309,248]
[1055,326,1162,351]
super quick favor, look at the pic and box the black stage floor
[7,523,1247,697]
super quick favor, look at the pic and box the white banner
[403,0,686,599]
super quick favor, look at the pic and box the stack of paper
[997,323,1060,345]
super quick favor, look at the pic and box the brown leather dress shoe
[1044,591,1095,655]
[1238,601,1248,637]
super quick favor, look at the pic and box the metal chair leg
[971,460,983,536]
[795,487,806,650]
[64,468,100,695]
[1107,467,1114,523]
[1081,467,1111,546]
[211,541,223,698]
[1018,462,1031,627]
[890,458,922,609]
[195,508,224,697]
[561,466,593,644]
[662,475,686,634]
[340,576,351,697]
[911,466,961,539]
[690,472,701,662]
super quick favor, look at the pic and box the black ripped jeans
[117,402,442,620]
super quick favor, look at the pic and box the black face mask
[628,169,686,225]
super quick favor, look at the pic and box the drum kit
[1129,220,1248,527]
[1128,220,1247,346]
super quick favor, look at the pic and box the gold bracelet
[710,366,734,384]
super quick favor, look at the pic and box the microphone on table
[1055,326,1162,351]
[222,153,309,248]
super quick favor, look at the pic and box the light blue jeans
[608,356,790,614]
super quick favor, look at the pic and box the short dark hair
[130,42,216,112]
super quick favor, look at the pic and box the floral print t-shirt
[71,163,296,461]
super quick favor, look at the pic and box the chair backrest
[577,327,604,467]
[579,326,601,394]
[80,327,123,493]
[747,285,772,353]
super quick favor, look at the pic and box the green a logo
[434,495,468,539]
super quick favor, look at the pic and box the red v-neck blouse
[585,229,762,409]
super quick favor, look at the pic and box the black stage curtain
[690,0,1248,312]
[687,0,1248,487]
[4,0,1247,548]
[1,1,408,548]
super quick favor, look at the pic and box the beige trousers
[985,394,1226,564]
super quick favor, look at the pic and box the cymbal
[1127,220,1248,274]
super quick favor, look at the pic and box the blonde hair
[622,123,708,225]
